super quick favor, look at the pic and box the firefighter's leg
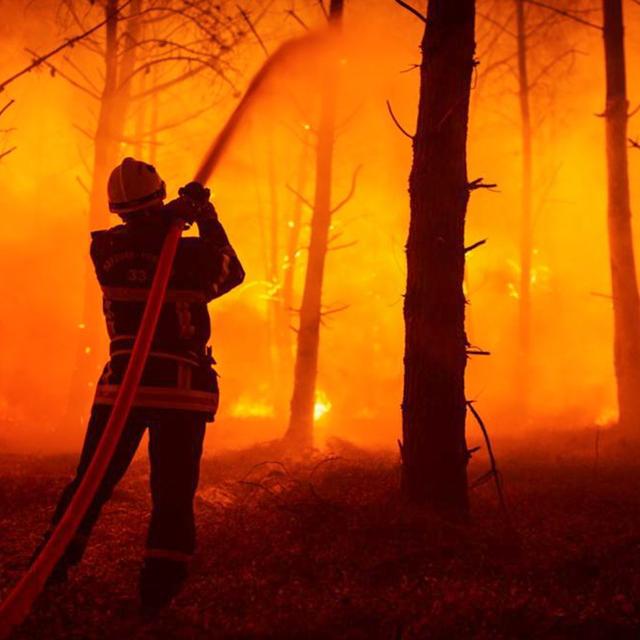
[37,404,146,581]
[140,409,206,612]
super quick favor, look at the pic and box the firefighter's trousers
[49,404,206,568]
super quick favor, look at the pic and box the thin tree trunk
[266,136,289,418]
[150,66,159,166]
[401,0,475,517]
[65,0,143,424]
[602,0,640,432]
[515,0,532,406]
[284,0,343,449]
[282,138,311,325]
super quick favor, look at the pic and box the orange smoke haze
[0,0,632,453]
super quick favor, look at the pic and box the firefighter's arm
[197,209,245,301]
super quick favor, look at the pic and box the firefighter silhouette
[34,158,245,613]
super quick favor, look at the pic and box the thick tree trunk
[401,0,475,517]
[284,0,343,449]
[515,0,532,407]
[603,0,640,433]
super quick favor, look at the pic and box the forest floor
[0,429,639,639]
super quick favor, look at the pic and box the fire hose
[0,33,322,638]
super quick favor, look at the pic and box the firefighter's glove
[178,181,217,222]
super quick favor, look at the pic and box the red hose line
[0,219,184,638]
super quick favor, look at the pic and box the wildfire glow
[230,395,275,419]
[595,407,618,428]
[314,390,332,422]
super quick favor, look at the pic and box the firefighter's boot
[139,557,188,616]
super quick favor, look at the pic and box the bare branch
[466,348,491,356]
[24,48,100,100]
[528,48,581,92]
[0,146,17,161]
[465,238,487,253]
[317,0,329,20]
[62,55,101,93]
[320,304,350,316]
[477,11,516,38]
[286,184,313,211]
[131,64,206,100]
[331,164,363,214]
[393,0,426,22]
[286,9,309,31]
[468,177,498,191]
[76,175,90,195]
[237,5,269,57]
[523,0,601,30]
[466,401,510,523]
[385,99,414,139]
[328,241,358,252]
[0,0,134,92]
[0,99,15,119]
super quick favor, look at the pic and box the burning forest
[0,0,639,638]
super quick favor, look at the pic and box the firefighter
[35,158,244,614]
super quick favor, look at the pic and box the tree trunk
[65,0,143,424]
[401,0,475,518]
[284,0,343,450]
[282,138,311,328]
[602,0,640,433]
[515,0,532,408]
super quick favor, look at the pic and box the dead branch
[477,11,517,38]
[331,164,363,214]
[131,64,206,100]
[24,48,100,100]
[465,238,487,253]
[466,348,491,357]
[237,4,269,57]
[523,0,601,30]
[0,0,133,93]
[629,138,640,149]
[286,184,314,211]
[327,241,358,252]
[468,177,498,191]
[286,9,309,31]
[386,99,414,139]
[63,55,101,94]
[73,123,93,140]
[528,48,581,92]
[321,304,350,317]
[393,0,426,22]
[317,0,329,20]
[242,460,291,481]
[0,99,15,119]
[76,176,90,195]
[466,400,510,522]
[133,104,214,137]
[0,146,17,161]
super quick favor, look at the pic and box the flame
[506,257,552,299]
[230,394,275,418]
[595,407,617,427]
[314,389,332,421]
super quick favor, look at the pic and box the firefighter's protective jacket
[90,214,244,420]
